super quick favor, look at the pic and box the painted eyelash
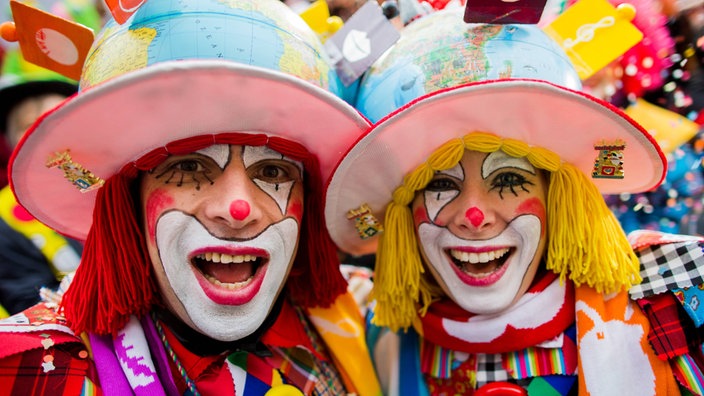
[490,174,534,199]
[154,169,215,191]
[493,184,531,199]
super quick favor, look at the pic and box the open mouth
[192,252,267,289]
[447,247,512,278]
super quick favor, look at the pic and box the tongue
[461,260,498,275]
[202,262,254,284]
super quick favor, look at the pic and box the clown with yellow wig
[326,7,704,395]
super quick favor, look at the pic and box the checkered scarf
[629,230,704,300]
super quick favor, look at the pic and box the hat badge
[592,140,625,179]
[46,150,104,193]
[347,203,383,239]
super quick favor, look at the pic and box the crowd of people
[0,0,704,395]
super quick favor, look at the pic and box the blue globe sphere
[80,0,342,95]
[356,8,581,122]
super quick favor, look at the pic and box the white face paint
[141,144,305,341]
[196,144,230,169]
[156,212,299,341]
[418,216,541,314]
[424,163,463,221]
[481,150,536,179]
[413,150,548,314]
[243,145,303,214]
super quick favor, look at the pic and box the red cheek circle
[413,206,430,226]
[516,197,546,235]
[145,188,175,242]
[287,199,303,223]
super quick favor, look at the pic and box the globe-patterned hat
[10,0,370,240]
[326,8,666,255]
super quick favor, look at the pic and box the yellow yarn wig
[372,132,642,331]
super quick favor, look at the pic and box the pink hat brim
[11,60,370,240]
[326,79,667,255]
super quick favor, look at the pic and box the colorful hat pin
[593,140,626,179]
[346,203,384,239]
[46,150,104,193]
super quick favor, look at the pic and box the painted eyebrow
[435,163,464,180]
[242,145,304,175]
[481,150,535,179]
[195,144,230,169]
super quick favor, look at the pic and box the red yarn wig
[62,133,347,336]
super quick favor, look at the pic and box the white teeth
[450,247,509,264]
[204,274,253,288]
[196,253,258,264]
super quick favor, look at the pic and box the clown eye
[262,165,282,179]
[250,160,302,184]
[489,171,534,199]
[425,177,459,192]
[175,159,202,172]
[154,157,214,190]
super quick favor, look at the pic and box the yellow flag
[298,0,343,43]
[624,99,699,155]
[542,0,642,80]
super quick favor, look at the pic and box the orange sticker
[9,0,94,80]
[104,0,147,25]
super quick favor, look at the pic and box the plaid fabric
[637,292,691,359]
[630,241,704,300]
[0,337,99,396]
[0,304,102,396]
[474,353,510,387]
[424,355,475,395]
[264,304,346,395]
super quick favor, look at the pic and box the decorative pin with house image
[592,140,625,179]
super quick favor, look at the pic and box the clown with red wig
[0,0,381,395]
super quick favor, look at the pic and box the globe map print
[356,9,581,122]
[80,0,337,93]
